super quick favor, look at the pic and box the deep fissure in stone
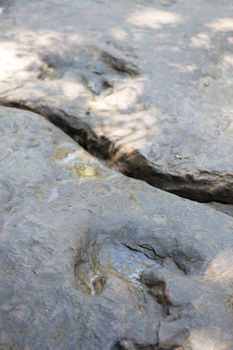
[1,101,233,205]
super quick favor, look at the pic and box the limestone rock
[0,107,233,349]
[0,0,233,202]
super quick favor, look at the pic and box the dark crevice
[121,243,200,275]
[139,270,191,324]
[112,337,183,350]
[149,280,173,317]
[1,100,233,205]
[140,272,174,317]
[99,50,140,77]
[121,244,194,320]
[121,243,164,264]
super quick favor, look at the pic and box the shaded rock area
[0,0,233,203]
[1,107,233,349]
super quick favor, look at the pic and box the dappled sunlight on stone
[166,62,197,73]
[1,1,233,349]
[93,106,161,149]
[110,27,128,41]
[62,81,90,100]
[2,28,87,55]
[189,329,231,350]
[0,42,39,82]
[222,54,233,68]
[205,249,233,281]
[207,18,233,32]
[190,32,212,49]
[128,9,182,29]
[90,78,144,112]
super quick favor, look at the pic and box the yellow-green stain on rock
[53,146,77,161]
[74,164,99,177]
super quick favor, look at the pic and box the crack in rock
[1,0,233,210]
[3,99,233,208]
[112,338,184,350]
[0,40,232,206]
[122,242,204,275]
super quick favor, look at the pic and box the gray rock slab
[0,106,233,349]
[207,202,233,217]
[0,0,233,202]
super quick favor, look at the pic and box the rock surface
[0,0,233,202]
[0,106,233,349]
[208,202,233,217]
